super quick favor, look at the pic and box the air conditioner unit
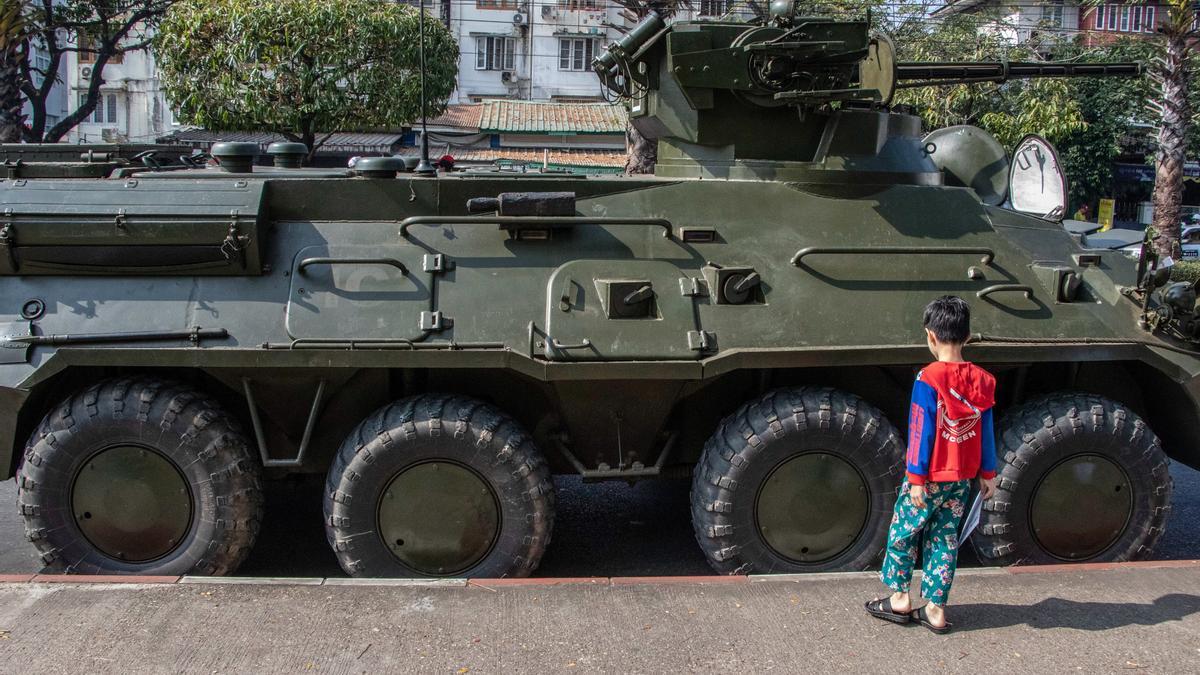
[80,66,92,80]
[512,12,526,25]
[541,5,554,19]
[501,71,514,83]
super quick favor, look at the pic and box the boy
[865,296,997,634]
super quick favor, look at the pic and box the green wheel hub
[71,445,193,563]
[755,452,869,564]
[1031,454,1133,560]
[377,461,501,575]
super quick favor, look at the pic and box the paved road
[2,566,1199,672]
[3,462,1199,577]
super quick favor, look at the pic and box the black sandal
[865,597,911,624]
[910,606,952,634]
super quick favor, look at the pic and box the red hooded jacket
[906,361,998,485]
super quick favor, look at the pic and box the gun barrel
[895,61,1141,88]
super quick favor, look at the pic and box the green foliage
[154,0,457,148]
[1170,260,1200,284]
[1053,39,1160,210]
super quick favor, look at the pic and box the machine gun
[593,9,1140,179]
[594,11,1139,107]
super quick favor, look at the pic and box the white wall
[66,35,178,144]
[972,1,1080,46]
[446,0,744,103]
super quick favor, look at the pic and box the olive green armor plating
[0,10,1189,578]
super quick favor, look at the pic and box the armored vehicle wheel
[691,387,904,574]
[16,377,263,575]
[324,395,555,578]
[972,394,1172,566]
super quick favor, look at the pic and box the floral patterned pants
[879,478,971,605]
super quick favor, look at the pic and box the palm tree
[1147,0,1196,260]
[0,0,28,142]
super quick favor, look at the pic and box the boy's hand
[979,477,996,500]
[909,483,926,508]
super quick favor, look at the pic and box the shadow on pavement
[952,594,1200,632]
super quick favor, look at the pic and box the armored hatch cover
[0,178,267,275]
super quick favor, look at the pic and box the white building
[445,0,737,103]
[65,33,178,144]
[931,0,1080,46]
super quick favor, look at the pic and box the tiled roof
[397,145,625,168]
[427,104,483,130]
[478,100,626,134]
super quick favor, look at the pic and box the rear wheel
[324,395,555,578]
[691,387,905,574]
[17,377,263,575]
[972,393,1172,565]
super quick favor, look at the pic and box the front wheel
[324,395,556,578]
[691,387,905,574]
[17,377,263,575]
[972,393,1172,565]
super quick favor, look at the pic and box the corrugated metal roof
[478,100,626,134]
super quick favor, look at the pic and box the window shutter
[476,37,486,69]
[559,39,570,70]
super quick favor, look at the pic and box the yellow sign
[1098,198,1115,232]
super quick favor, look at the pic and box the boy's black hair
[923,295,971,344]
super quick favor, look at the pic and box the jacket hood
[920,361,996,421]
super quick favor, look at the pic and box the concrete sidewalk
[1,564,1199,673]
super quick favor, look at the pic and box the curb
[2,559,1196,587]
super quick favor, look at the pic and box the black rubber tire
[16,376,263,575]
[690,386,905,574]
[972,393,1172,566]
[324,394,556,578]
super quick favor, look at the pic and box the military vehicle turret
[1,7,1190,578]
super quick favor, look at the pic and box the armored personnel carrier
[2,7,1190,578]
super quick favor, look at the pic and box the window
[1144,5,1156,31]
[1119,6,1130,31]
[1040,1,1064,28]
[1094,5,1105,29]
[475,36,515,71]
[699,0,728,16]
[475,0,516,8]
[1132,6,1142,31]
[1107,4,1117,30]
[76,34,123,64]
[557,0,599,9]
[81,92,118,125]
[559,38,595,71]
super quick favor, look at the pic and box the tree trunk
[1149,24,1193,261]
[625,123,656,175]
[0,45,24,143]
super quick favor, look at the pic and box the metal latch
[687,330,715,352]
[0,209,15,272]
[220,210,250,268]
[679,277,708,297]
[423,253,453,273]
[420,311,453,331]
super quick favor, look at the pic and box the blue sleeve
[905,379,938,485]
[979,408,997,478]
